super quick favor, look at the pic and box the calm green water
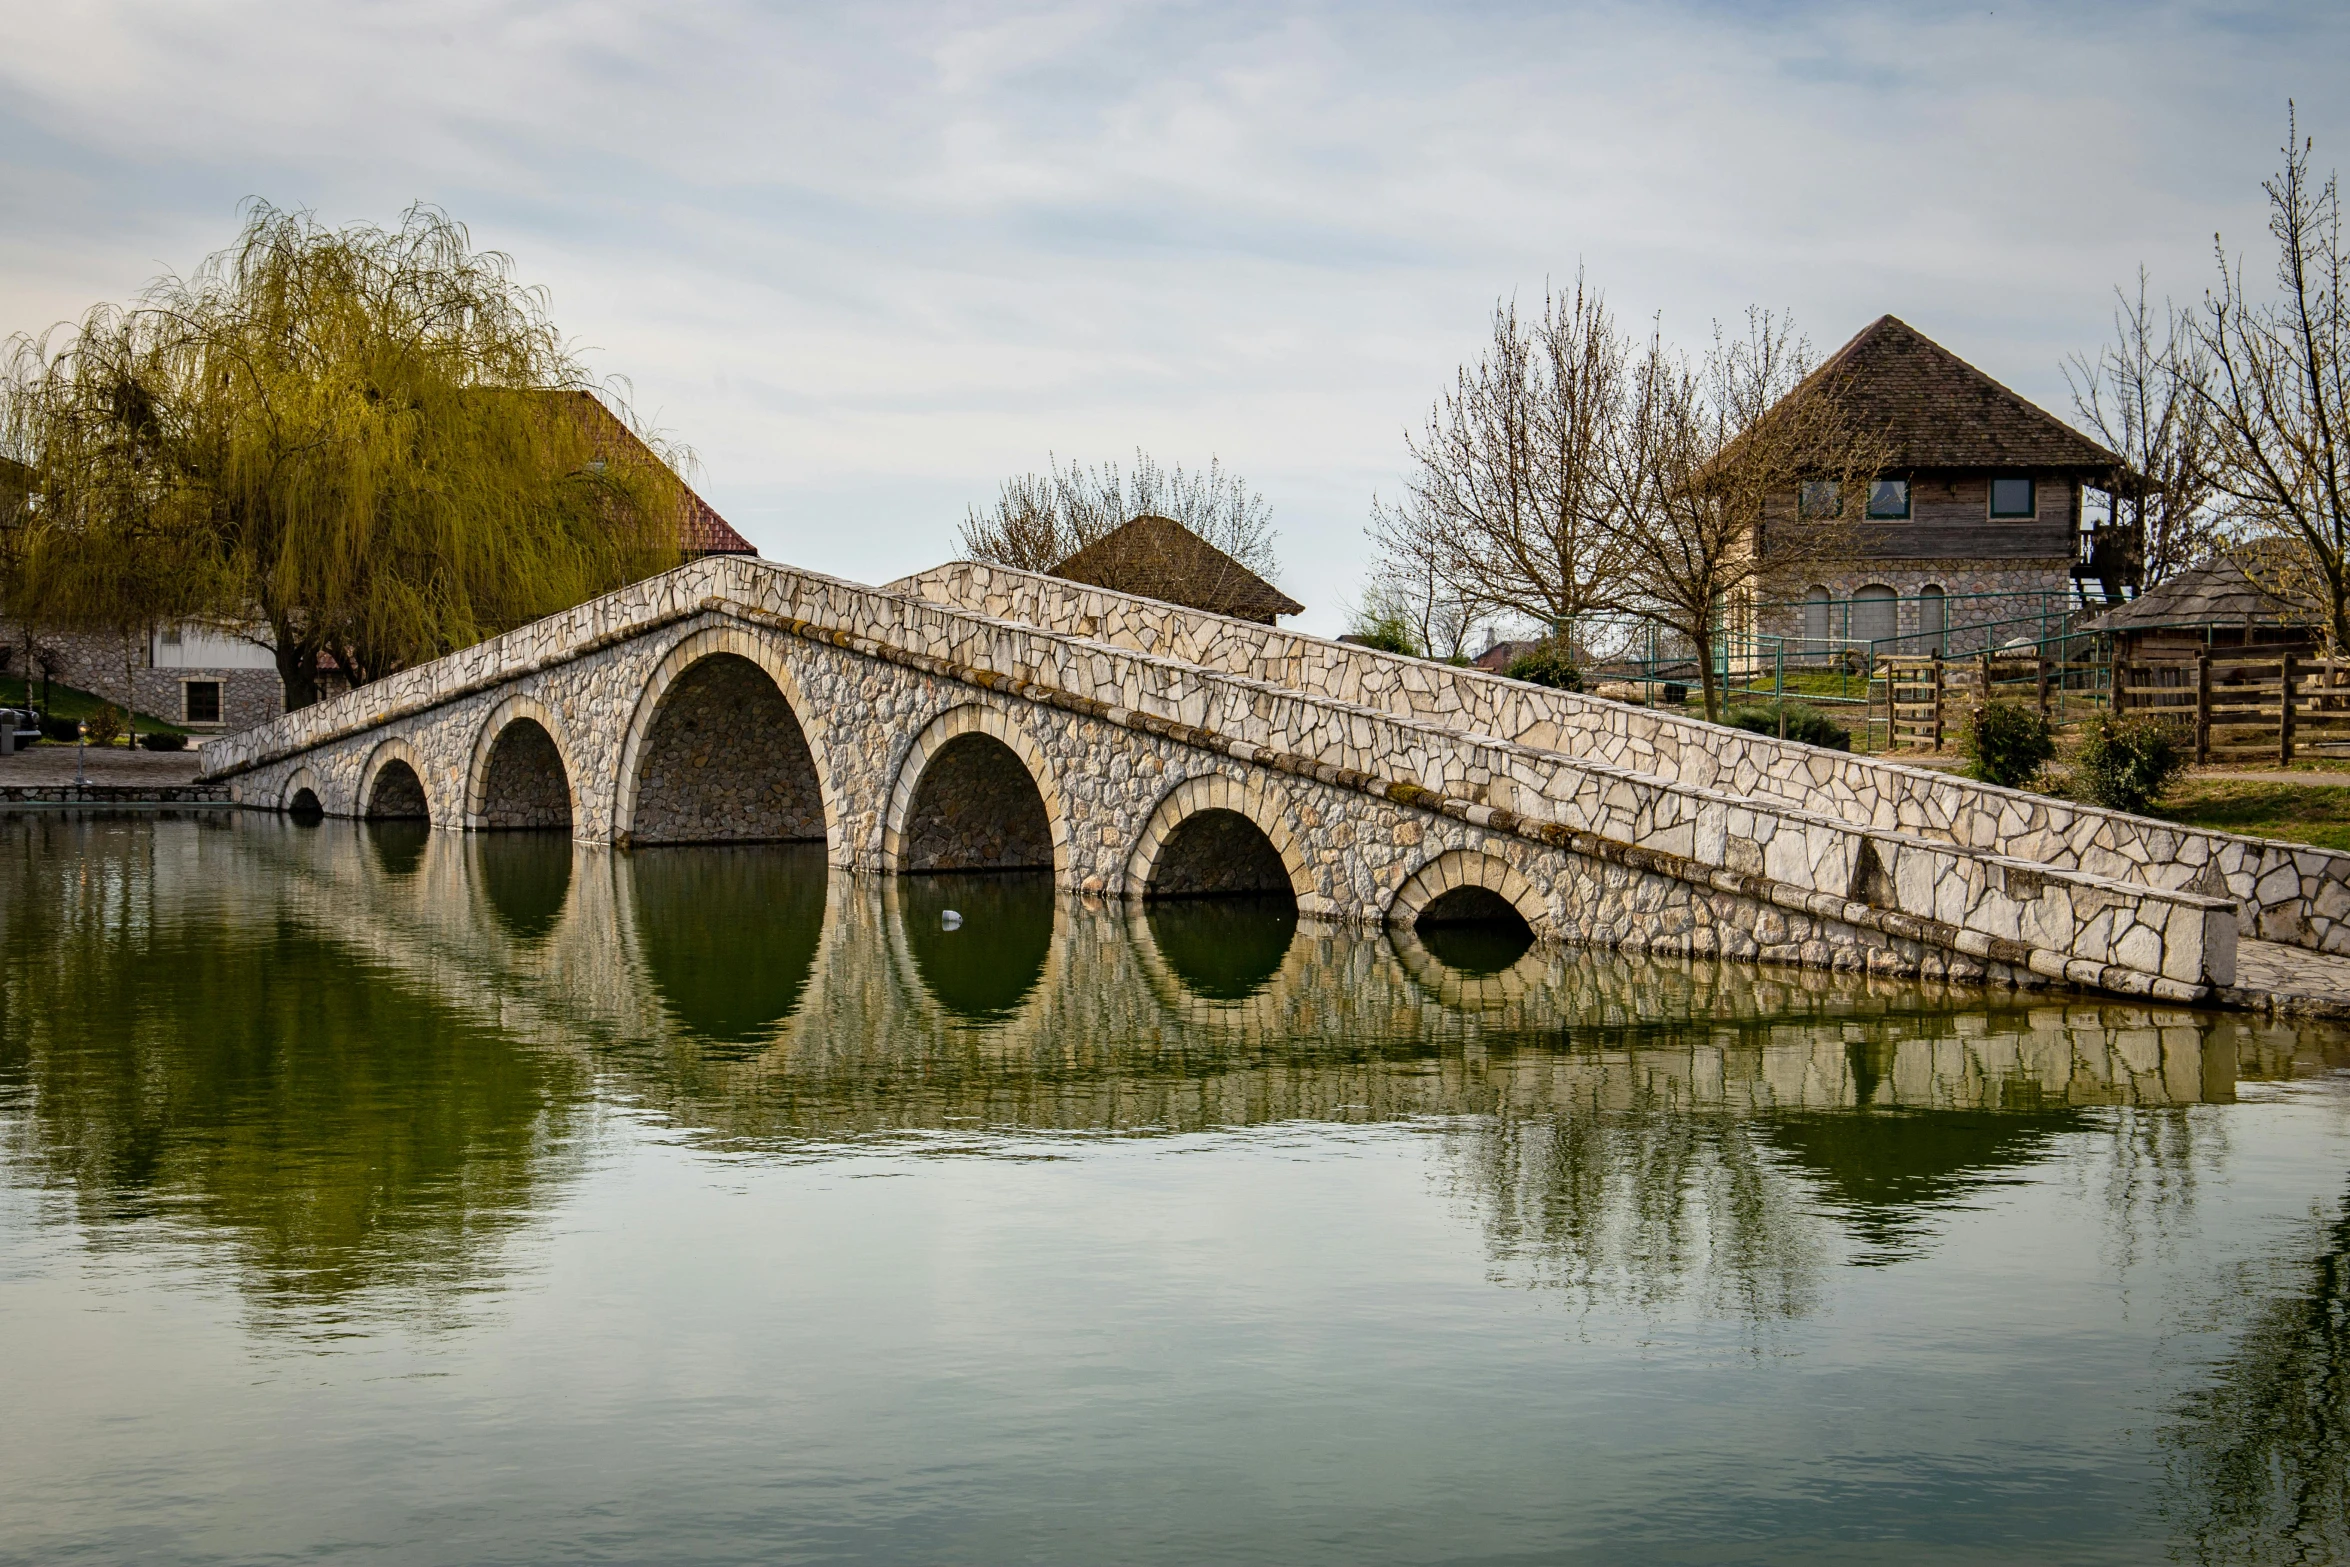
[3,814,2349,1566]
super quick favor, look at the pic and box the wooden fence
[1879,653,2055,753]
[2114,653,2350,764]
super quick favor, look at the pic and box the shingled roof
[555,391,757,558]
[1790,315,2123,473]
[1051,514,1302,624]
[2088,555,2309,633]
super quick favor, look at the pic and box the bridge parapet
[897,560,2348,959]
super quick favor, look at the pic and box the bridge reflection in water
[2,813,2341,1333]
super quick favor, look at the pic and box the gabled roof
[1051,514,1302,622]
[2088,554,2308,633]
[1791,315,2123,473]
[554,391,756,557]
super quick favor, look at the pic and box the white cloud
[1,0,2341,629]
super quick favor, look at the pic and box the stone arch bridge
[199,553,2291,1005]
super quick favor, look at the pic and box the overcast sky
[2,1,2343,632]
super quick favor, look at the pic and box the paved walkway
[2225,937,2350,1017]
[2194,770,2350,787]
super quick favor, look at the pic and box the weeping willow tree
[2,203,685,709]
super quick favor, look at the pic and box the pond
[2,813,2348,1565]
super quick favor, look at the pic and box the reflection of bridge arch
[1124,773,1317,911]
[358,737,434,823]
[466,695,580,833]
[614,627,835,848]
[1386,921,1555,1014]
[1387,848,1550,937]
[880,702,1068,878]
[879,873,1063,1032]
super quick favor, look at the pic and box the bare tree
[1357,535,1491,662]
[1610,310,1886,721]
[2195,108,2350,648]
[1370,276,1633,644]
[958,449,1278,577]
[2066,270,2218,589]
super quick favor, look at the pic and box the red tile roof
[556,391,756,557]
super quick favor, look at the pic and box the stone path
[2225,937,2350,1017]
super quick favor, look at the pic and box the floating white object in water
[941,910,963,931]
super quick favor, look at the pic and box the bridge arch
[466,696,578,833]
[614,626,834,848]
[881,703,1067,876]
[1125,773,1315,908]
[1386,848,1549,938]
[358,738,433,823]
[280,766,325,821]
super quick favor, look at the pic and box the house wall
[1,623,285,732]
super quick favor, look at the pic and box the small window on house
[160,625,183,646]
[1866,479,1911,519]
[184,680,222,725]
[1799,481,1842,519]
[1990,477,2036,518]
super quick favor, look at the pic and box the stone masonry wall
[899,734,1053,871]
[199,557,2236,1000]
[479,720,573,830]
[629,653,825,844]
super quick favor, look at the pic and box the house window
[183,680,222,725]
[1799,481,1842,519]
[1990,477,2036,517]
[1866,479,1911,520]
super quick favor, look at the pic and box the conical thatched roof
[2088,555,2307,632]
[1051,514,1302,623]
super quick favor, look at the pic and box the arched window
[1917,584,1946,655]
[1851,584,1897,649]
[1802,585,1831,657]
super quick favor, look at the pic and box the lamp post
[76,718,87,787]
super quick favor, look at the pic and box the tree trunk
[274,631,320,712]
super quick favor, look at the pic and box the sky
[2,1,2344,635]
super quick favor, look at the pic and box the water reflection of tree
[2163,1178,2350,1565]
[1444,1086,1830,1325]
[0,816,588,1330]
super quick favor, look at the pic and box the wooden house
[1755,316,2130,658]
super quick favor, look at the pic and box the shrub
[1724,700,1850,751]
[2075,710,2187,815]
[1341,611,1419,656]
[139,731,189,752]
[1505,641,1582,691]
[39,715,78,743]
[1964,699,2056,788]
[82,705,124,746]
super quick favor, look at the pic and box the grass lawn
[0,676,189,737]
[2155,777,2350,852]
